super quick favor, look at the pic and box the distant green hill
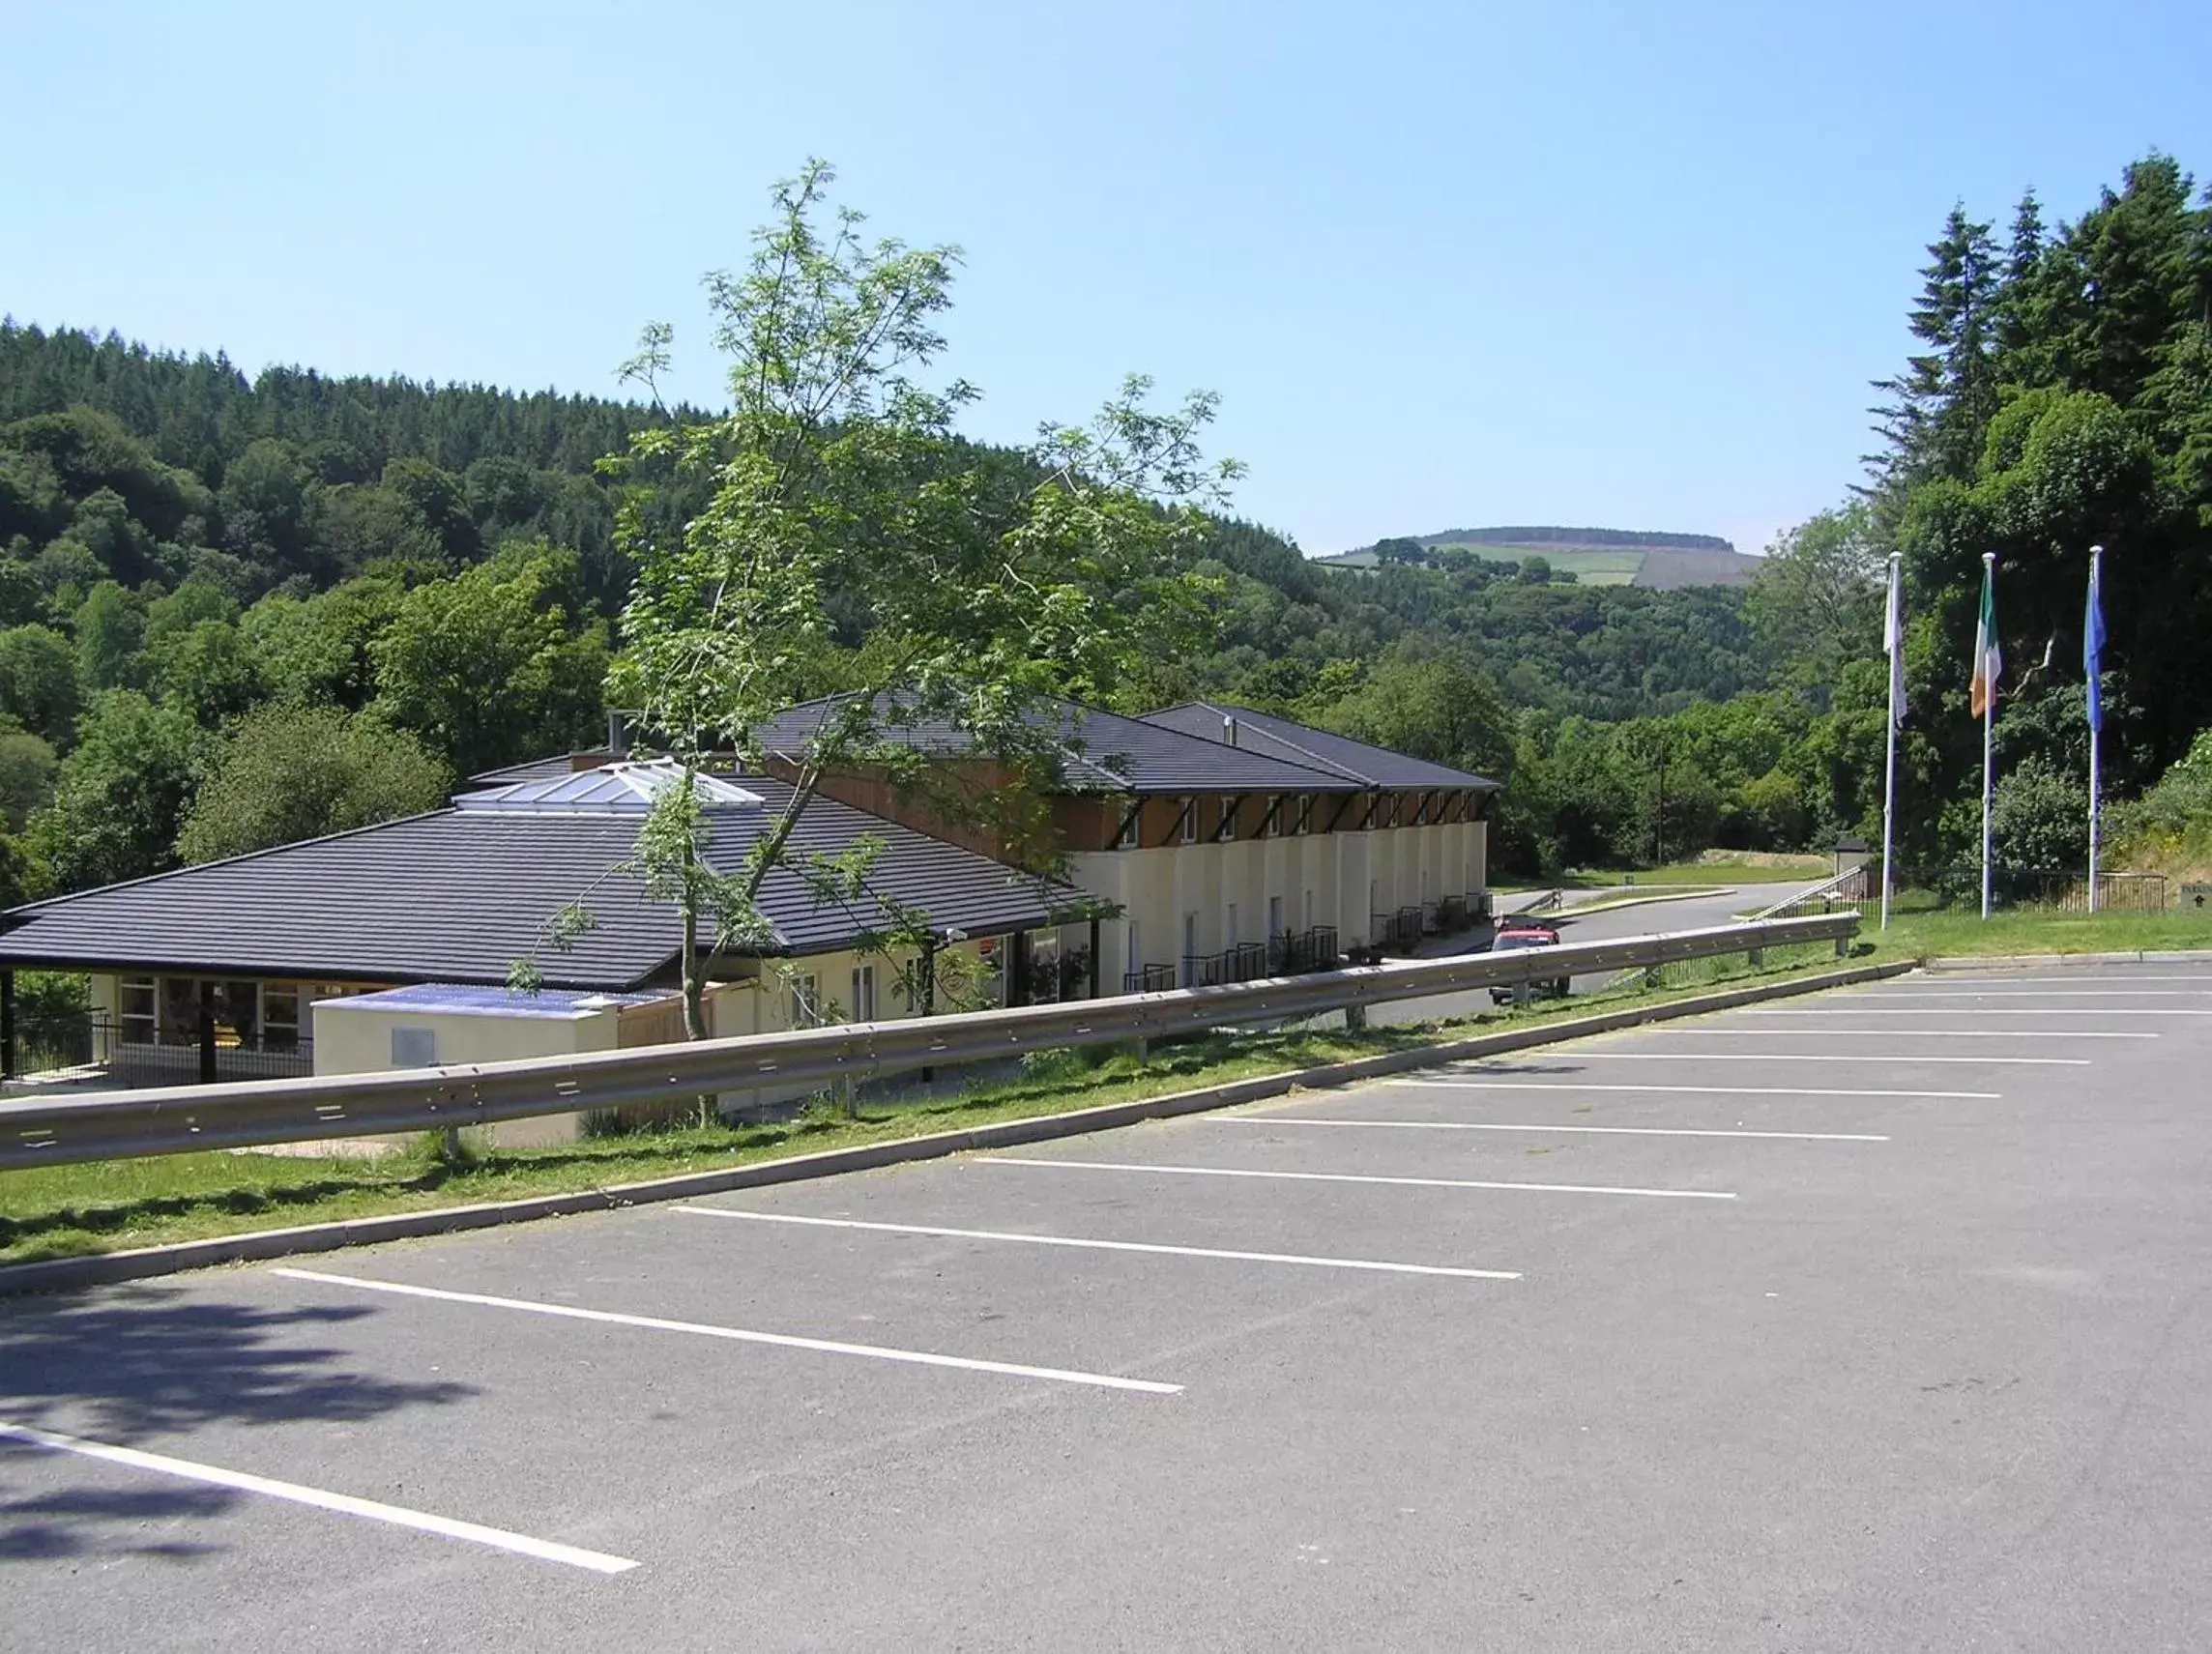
[1321,527,1761,589]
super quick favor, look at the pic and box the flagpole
[1980,552,1996,921]
[2086,544,2104,914]
[1881,553,1901,930]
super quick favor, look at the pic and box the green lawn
[1565,858,1830,886]
[0,948,1857,1268]
[1853,906,2212,960]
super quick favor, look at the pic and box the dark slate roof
[754,694,1365,796]
[0,780,1083,990]
[1138,702,1503,791]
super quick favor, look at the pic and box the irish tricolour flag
[1969,559,2002,719]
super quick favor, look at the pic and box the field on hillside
[1319,535,1762,588]
[1424,543,1647,585]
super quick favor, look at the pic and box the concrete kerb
[0,958,1915,1297]
[1921,948,2212,972]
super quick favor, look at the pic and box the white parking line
[0,1418,639,1575]
[1216,1117,1888,1143]
[1739,1007,2212,1018]
[1451,1052,2088,1067]
[272,1268,1180,1396]
[1896,975,2212,985]
[1826,990,2212,999]
[1631,1026,2156,1040]
[984,1157,1735,1201]
[674,1206,1520,1280]
[1396,1080,1999,1099]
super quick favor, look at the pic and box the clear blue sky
[5,0,2208,558]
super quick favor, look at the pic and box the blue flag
[2084,553,2107,733]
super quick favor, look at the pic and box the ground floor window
[849,964,877,1023]
[791,973,821,1027]
[120,976,156,1044]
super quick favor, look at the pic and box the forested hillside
[2,150,2203,903]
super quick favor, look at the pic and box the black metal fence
[2,1015,316,1089]
[1269,925,1340,974]
[1124,926,1342,995]
[1765,864,2170,919]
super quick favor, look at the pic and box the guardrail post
[839,1075,857,1118]
[1345,1001,1367,1032]
[1835,932,1849,958]
[1748,946,1763,968]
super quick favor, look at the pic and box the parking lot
[6,963,2210,1652]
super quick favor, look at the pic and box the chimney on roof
[1223,714,1239,747]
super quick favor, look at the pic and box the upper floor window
[1179,797,1198,844]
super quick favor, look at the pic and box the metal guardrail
[1752,869,1869,920]
[0,914,1859,1171]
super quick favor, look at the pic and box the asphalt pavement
[5,962,2207,1651]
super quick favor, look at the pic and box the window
[976,939,1008,1007]
[1179,798,1198,845]
[1294,797,1312,835]
[263,983,302,1051]
[1226,902,1238,946]
[120,977,156,1044]
[1115,804,1141,850]
[1217,796,1237,842]
[849,965,877,1023]
[1180,912,1199,985]
[1267,896,1283,940]
[788,972,822,1028]
[1260,796,1279,838]
[391,1027,437,1067]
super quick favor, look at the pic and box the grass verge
[1566,859,1828,886]
[1,945,1861,1267]
[1850,906,2212,960]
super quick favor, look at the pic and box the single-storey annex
[0,760,1084,1093]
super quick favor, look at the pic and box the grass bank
[1562,857,1828,887]
[1853,906,2212,960]
[1,944,1853,1268]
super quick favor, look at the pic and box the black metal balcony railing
[1123,927,1341,996]
[1267,925,1341,974]
[1371,909,1424,952]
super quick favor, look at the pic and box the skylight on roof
[451,759,764,814]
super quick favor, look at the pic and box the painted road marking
[1215,1117,1888,1143]
[983,1157,1735,1201]
[1827,990,2212,999]
[1394,1080,2000,1099]
[1738,1007,2212,1018]
[1451,1052,2088,1067]
[0,1418,639,1575]
[272,1268,1180,1396]
[674,1206,1520,1280]
[1892,975,2212,985]
[1629,1026,2156,1040]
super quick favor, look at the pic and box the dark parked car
[1488,923,1570,1002]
